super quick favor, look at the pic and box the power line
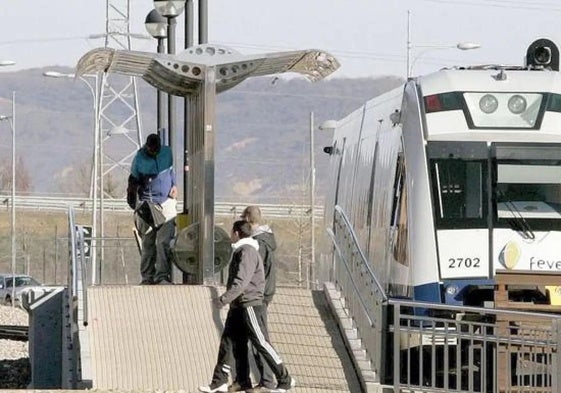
[214,41,406,63]
[0,36,91,46]
[223,89,369,101]
[422,0,561,11]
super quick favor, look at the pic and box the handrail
[388,297,561,319]
[0,195,324,218]
[67,206,88,326]
[327,204,389,385]
[68,206,78,297]
[327,228,379,328]
[332,205,388,302]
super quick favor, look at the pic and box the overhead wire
[421,0,561,11]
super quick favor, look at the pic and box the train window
[496,165,561,219]
[427,142,488,229]
[494,144,561,229]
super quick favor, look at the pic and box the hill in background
[0,67,403,203]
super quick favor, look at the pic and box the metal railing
[390,299,561,392]
[328,205,389,383]
[0,194,324,218]
[327,204,561,392]
[66,206,89,388]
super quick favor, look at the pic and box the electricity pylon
[91,0,146,284]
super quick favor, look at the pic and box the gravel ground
[0,304,31,389]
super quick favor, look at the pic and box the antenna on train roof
[526,38,559,71]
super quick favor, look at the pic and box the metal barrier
[327,204,561,392]
[66,206,89,388]
[0,194,324,218]
[327,205,389,384]
[388,299,561,392]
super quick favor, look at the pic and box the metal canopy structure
[77,44,338,94]
[77,44,340,283]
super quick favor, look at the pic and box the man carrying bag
[128,133,177,285]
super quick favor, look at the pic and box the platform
[82,285,362,392]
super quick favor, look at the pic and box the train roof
[418,67,561,96]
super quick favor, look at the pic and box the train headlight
[508,95,527,114]
[464,92,543,128]
[445,285,458,296]
[479,94,498,114]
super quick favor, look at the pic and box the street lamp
[0,91,16,306]
[309,113,316,290]
[154,0,186,152]
[43,70,101,284]
[43,72,99,186]
[0,61,16,67]
[145,9,168,140]
[406,10,480,77]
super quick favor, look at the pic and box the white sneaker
[271,377,296,392]
[198,383,228,393]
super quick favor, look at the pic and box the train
[323,38,561,311]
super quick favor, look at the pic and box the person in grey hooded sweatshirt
[199,220,294,393]
[240,206,278,391]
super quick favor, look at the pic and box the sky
[3,0,561,79]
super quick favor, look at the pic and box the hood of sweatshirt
[253,225,276,251]
[231,237,259,251]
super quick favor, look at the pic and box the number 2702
[448,257,481,268]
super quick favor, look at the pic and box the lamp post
[0,91,16,306]
[145,9,168,140]
[406,10,480,77]
[43,71,99,201]
[309,112,315,290]
[154,0,186,151]
[318,119,337,284]
[43,70,102,284]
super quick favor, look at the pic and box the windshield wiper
[498,192,536,240]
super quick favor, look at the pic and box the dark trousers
[252,302,275,388]
[135,213,174,283]
[211,308,250,386]
[211,305,290,387]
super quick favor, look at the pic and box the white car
[0,274,42,305]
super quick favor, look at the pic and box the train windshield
[427,142,488,229]
[428,142,561,231]
[494,144,561,230]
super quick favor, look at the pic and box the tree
[55,159,91,197]
[0,156,32,193]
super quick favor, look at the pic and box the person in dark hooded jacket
[240,206,278,391]
[199,220,294,393]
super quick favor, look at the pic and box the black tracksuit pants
[210,305,290,387]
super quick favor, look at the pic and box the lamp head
[154,0,186,17]
[456,42,481,50]
[145,9,167,39]
[318,120,338,132]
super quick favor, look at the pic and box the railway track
[0,325,28,341]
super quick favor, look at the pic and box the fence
[0,195,324,219]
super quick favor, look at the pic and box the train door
[387,152,411,297]
[427,141,490,304]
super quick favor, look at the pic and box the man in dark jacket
[241,206,277,390]
[128,133,177,285]
[199,220,295,393]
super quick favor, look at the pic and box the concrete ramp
[85,285,361,392]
